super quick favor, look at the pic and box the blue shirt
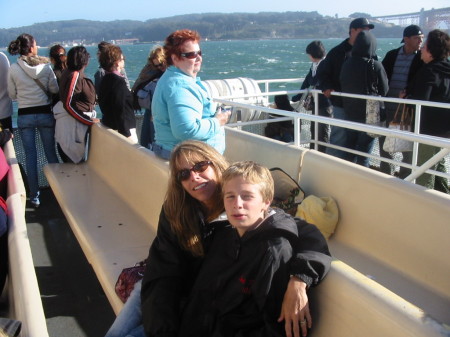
[152,66,225,153]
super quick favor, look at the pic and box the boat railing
[3,139,49,337]
[212,79,450,188]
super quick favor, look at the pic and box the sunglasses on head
[180,50,202,59]
[177,161,212,181]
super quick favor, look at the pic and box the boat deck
[24,187,115,336]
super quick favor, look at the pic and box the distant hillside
[0,12,404,47]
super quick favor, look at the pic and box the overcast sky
[0,0,448,29]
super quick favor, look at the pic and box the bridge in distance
[373,7,450,31]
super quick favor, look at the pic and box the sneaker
[30,192,40,208]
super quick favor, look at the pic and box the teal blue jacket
[152,66,225,153]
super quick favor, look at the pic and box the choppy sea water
[5,38,449,176]
[84,38,401,90]
[5,38,402,112]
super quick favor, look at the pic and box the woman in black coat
[408,29,450,193]
[98,45,137,142]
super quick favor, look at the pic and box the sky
[0,0,449,29]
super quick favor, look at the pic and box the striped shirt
[387,47,417,97]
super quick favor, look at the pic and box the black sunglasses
[180,50,202,59]
[177,161,212,181]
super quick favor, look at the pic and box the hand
[399,90,407,99]
[215,109,231,126]
[278,277,312,337]
[92,118,100,123]
[323,89,333,98]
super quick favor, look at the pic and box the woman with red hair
[151,29,230,160]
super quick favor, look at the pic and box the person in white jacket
[0,52,13,130]
[7,33,59,207]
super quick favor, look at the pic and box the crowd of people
[0,21,449,337]
[268,18,449,194]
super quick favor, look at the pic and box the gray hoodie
[8,55,58,109]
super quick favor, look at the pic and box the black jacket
[316,38,353,108]
[292,62,331,109]
[409,59,450,137]
[178,209,328,337]
[381,46,424,96]
[339,31,389,122]
[99,72,136,137]
[141,208,331,337]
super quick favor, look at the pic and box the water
[93,38,401,90]
[5,38,401,91]
[4,38,402,117]
[5,38,449,181]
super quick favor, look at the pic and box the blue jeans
[345,128,375,167]
[152,143,171,160]
[326,106,348,160]
[105,280,145,337]
[17,113,59,199]
[139,109,155,149]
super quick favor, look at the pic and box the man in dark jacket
[316,17,375,160]
[379,25,424,177]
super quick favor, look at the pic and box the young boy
[178,161,329,337]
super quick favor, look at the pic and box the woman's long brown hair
[164,140,229,257]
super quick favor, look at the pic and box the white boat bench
[299,150,450,337]
[45,124,449,336]
[225,127,450,337]
[44,124,169,314]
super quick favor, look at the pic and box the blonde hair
[164,140,229,257]
[148,45,166,69]
[222,161,274,203]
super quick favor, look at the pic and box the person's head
[421,29,450,64]
[99,44,124,72]
[49,44,67,71]
[306,40,326,61]
[164,29,202,77]
[97,41,111,60]
[352,30,377,59]
[148,45,167,72]
[401,25,424,53]
[8,33,37,56]
[274,94,294,111]
[222,161,273,236]
[165,140,229,256]
[67,46,90,71]
[349,18,374,45]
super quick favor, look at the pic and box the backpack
[136,79,159,110]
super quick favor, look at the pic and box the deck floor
[26,188,115,337]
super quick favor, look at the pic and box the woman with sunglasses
[106,140,331,337]
[151,29,230,160]
[49,44,67,106]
